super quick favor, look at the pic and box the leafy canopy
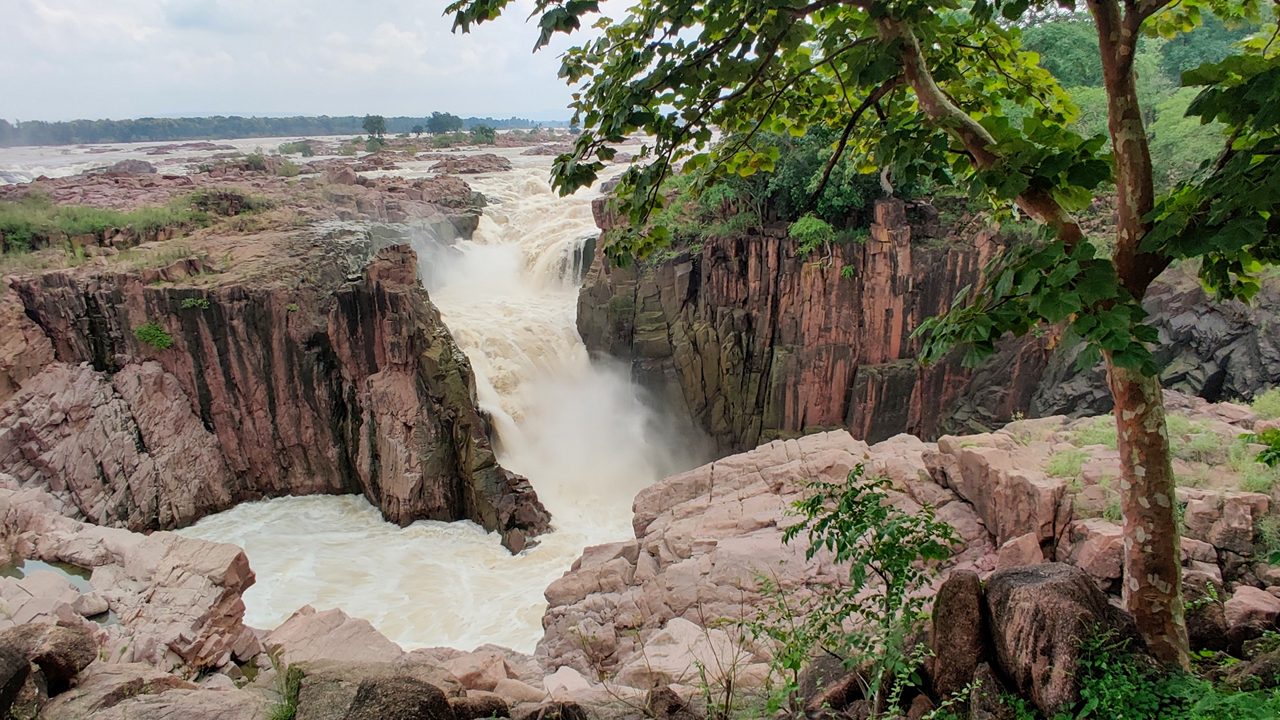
[449,0,1276,376]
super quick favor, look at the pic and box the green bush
[750,465,957,717]
[1254,388,1280,420]
[470,124,497,144]
[179,297,210,310]
[789,214,837,258]
[187,189,271,217]
[244,152,268,172]
[133,322,174,350]
[277,141,315,157]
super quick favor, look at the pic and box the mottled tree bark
[1088,0,1188,667]
[1106,361,1190,666]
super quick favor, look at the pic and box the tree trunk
[1088,0,1186,665]
[1106,359,1190,668]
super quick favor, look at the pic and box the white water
[179,152,702,652]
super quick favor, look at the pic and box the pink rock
[444,649,514,692]
[264,606,405,665]
[997,533,1044,570]
[1224,586,1280,631]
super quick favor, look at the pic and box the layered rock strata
[579,198,1280,450]
[0,212,547,547]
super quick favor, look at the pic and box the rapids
[178,152,703,652]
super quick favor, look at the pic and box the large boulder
[930,570,988,701]
[0,623,97,695]
[1183,572,1229,653]
[984,563,1138,717]
[265,606,405,665]
[293,659,462,720]
[1224,586,1280,650]
[38,663,196,719]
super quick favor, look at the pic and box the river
[160,147,704,652]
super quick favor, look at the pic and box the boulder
[72,688,270,720]
[103,160,157,175]
[342,675,453,720]
[0,623,97,695]
[985,563,1138,717]
[494,678,547,704]
[444,649,513,691]
[432,154,513,175]
[646,685,699,719]
[613,618,753,690]
[265,606,405,665]
[512,702,590,720]
[451,690,510,719]
[0,645,30,718]
[293,660,463,720]
[968,662,1016,720]
[995,533,1043,570]
[1224,586,1280,649]
[930,570,988,700]
[1183,572,1229,653]
[38,663,195,719]
[1062,519,1124,590]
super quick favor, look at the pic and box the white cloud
[0,0,607,121]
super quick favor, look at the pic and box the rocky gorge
[0,141,1279,720]
[578,198,1280,451]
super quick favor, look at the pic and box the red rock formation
[0,239,548,548]
[578,198,1046,450]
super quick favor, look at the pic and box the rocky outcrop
[0,237,548,547]
[579,198,1280,450]
[431,153,513,175]
[578,200,1040,451]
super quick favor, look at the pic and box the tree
[470,124,497,144]
[449,0,1279,668]
[412,124,426,137]
[427,111,464,134]
[361,114,386,139]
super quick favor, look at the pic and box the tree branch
[879,17,1085,247]
[810,77,901,207]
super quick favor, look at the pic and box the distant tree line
[0,114,568,147]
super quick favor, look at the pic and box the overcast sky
[1,0,595,122]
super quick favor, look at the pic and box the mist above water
[180,156,707,651]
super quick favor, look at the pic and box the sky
[0,0,599,122]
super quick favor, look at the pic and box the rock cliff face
[579,198,1280,451]
[0,232,548,548]
[578,199,1042,451]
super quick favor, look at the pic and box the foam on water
[179,152,702,651]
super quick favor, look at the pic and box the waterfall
[179,156,705,652]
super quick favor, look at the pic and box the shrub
[187,189,271,216]
[277,141,315,157]
[0,194,203,252]
[244,152,268,172]
[1046,448,1089,478]
[470,124,497,144]
[750,465,958,717]
[1254,388,1280,420]
[1244,427,1280,468]
[286,303,300,313]
[275,160,301,178]
[790,214,837,259]
[179,297,210,310]
[133,322,174,350]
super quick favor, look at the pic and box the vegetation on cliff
[450,0,1280,670]
[0,189,270,255]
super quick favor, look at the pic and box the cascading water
[179,155,704,652]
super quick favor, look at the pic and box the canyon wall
[578,198,1280,452]
[0,229,549,549]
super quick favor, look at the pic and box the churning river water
[166,148,700,651]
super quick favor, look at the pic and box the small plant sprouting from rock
[286,303,300,313]
[180,297,210,311]
[749,464,957,718]
[133,322,174,350]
